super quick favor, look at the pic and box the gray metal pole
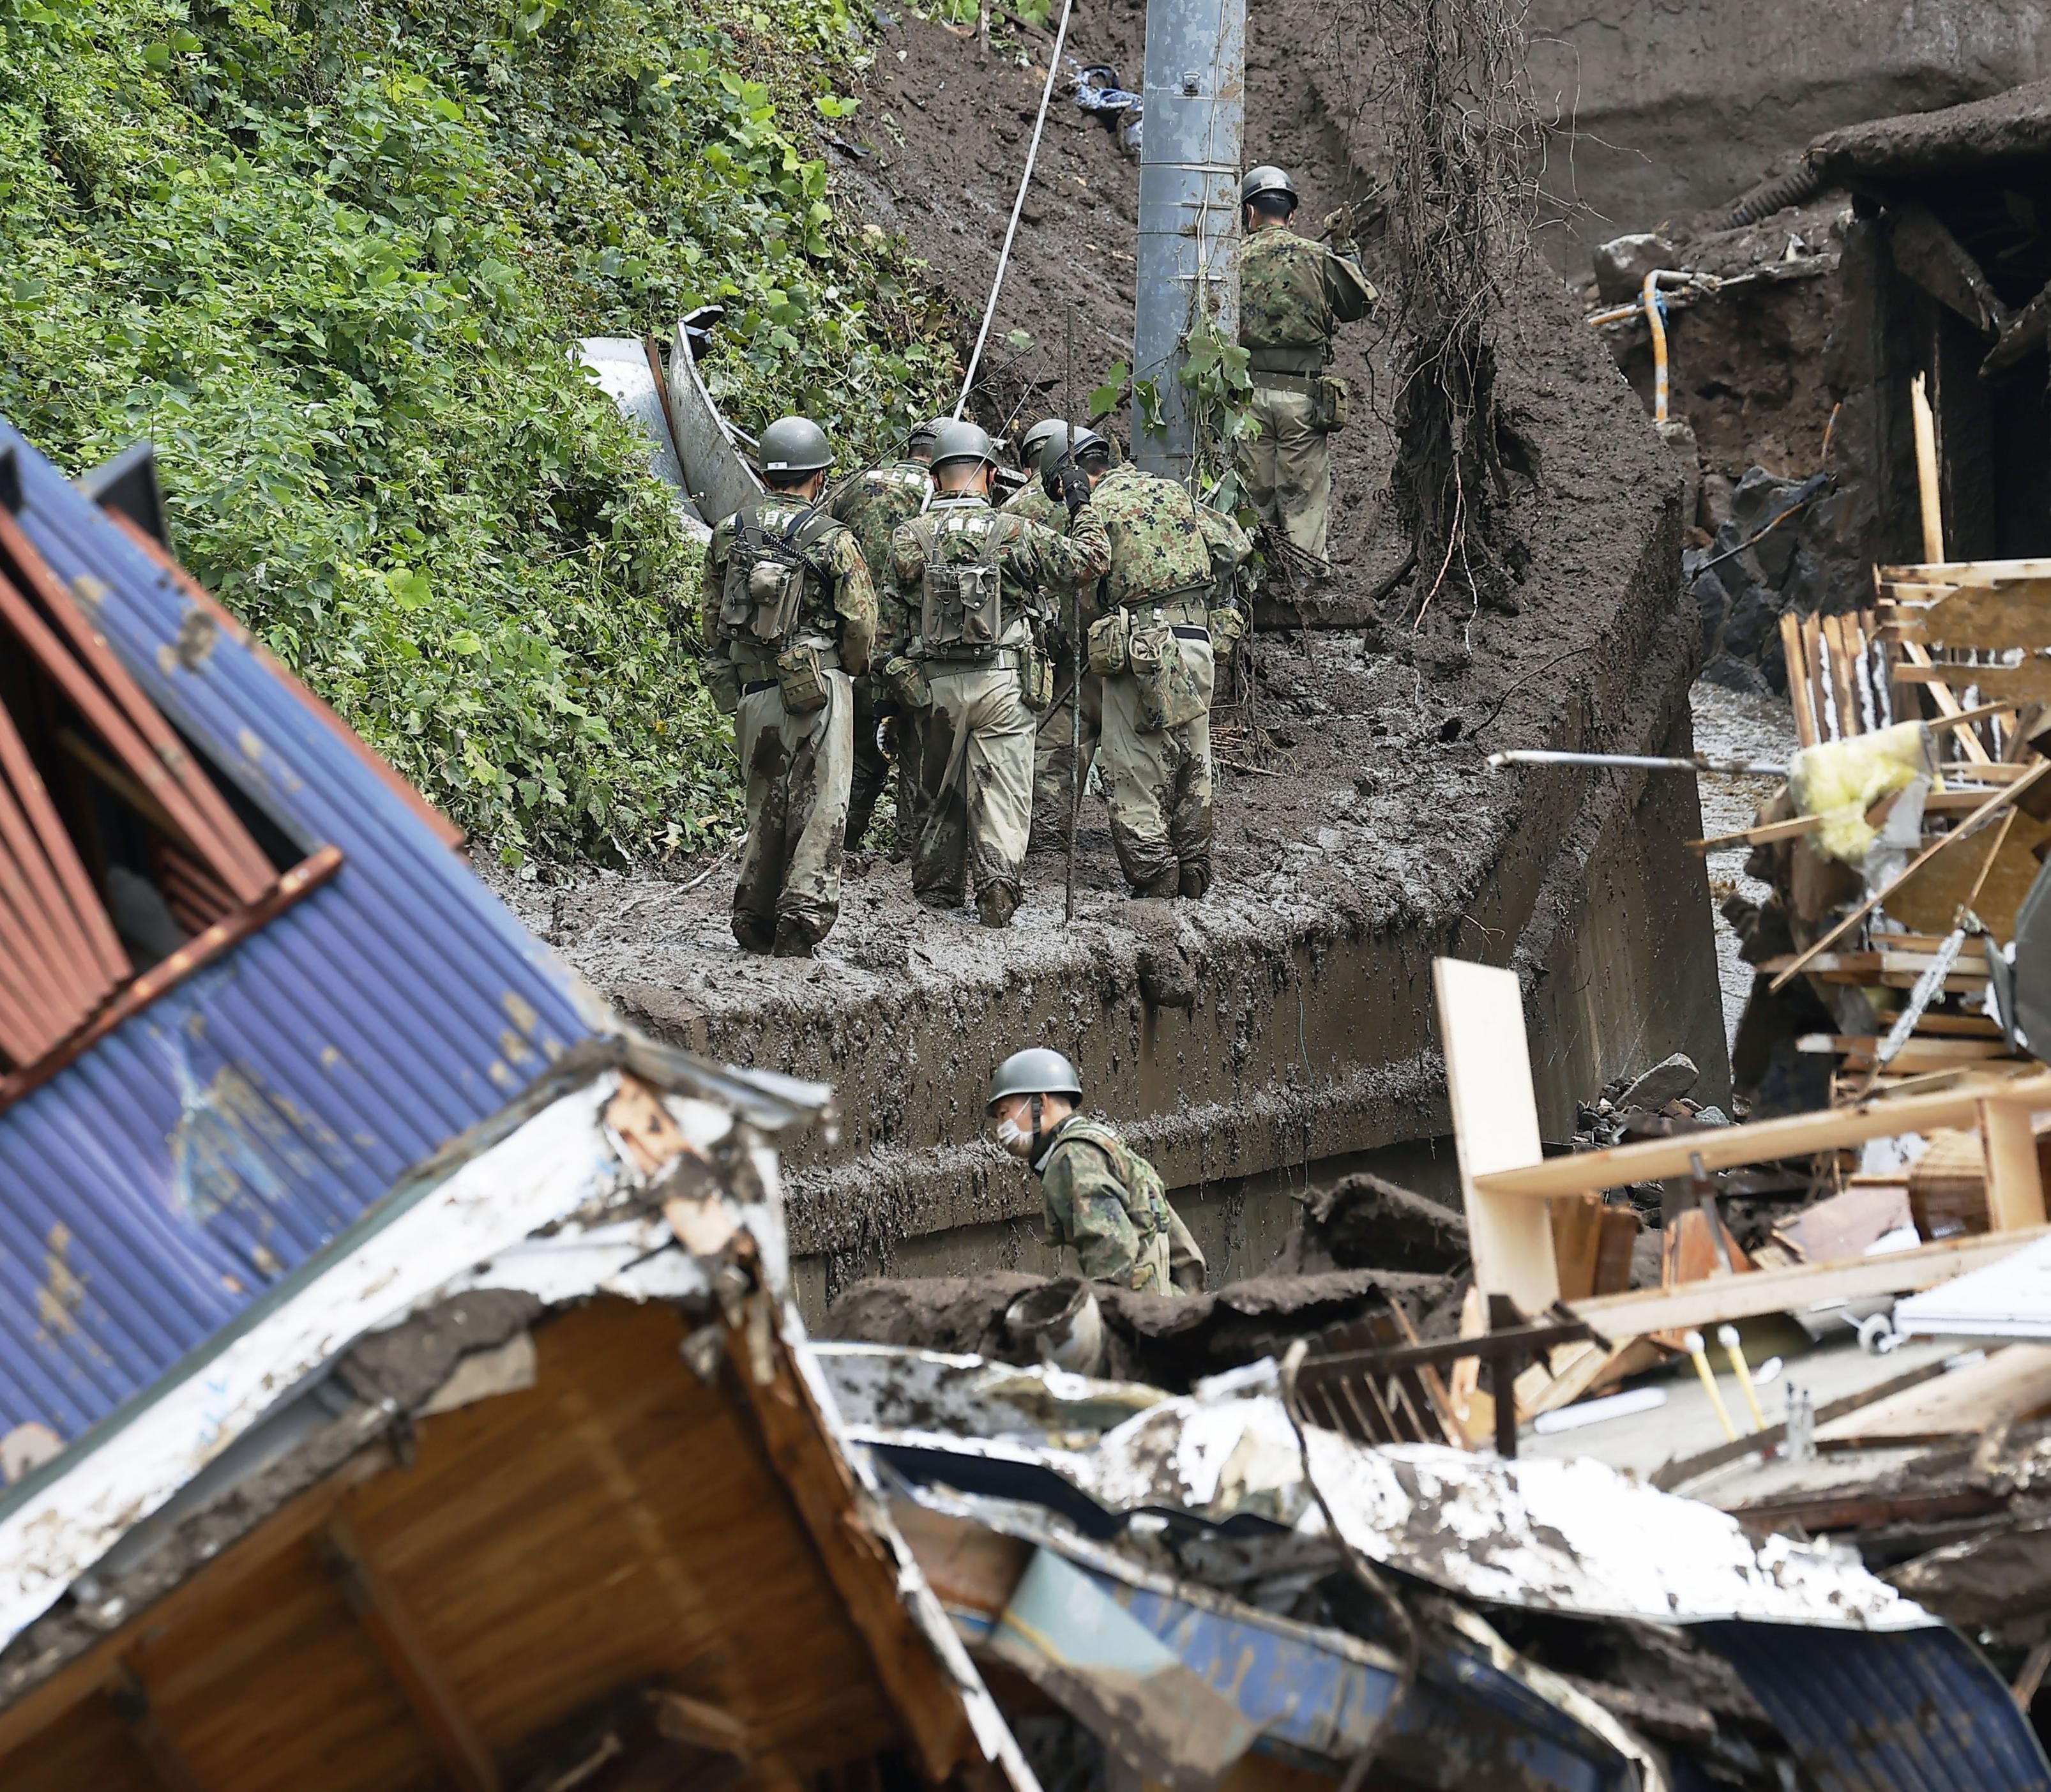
[1132,0,1245,483]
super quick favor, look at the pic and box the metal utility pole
[1131,0,1245,483]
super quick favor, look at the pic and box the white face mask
[994,1112,1034,1151]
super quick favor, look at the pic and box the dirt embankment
[500,0,1724,1302]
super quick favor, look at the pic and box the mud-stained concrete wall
[1528,1,2051,271]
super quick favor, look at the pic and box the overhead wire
[953,0,1081,419]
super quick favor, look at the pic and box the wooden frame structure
[1435,953,2051,1342]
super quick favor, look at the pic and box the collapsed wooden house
[0,423,1026,1791]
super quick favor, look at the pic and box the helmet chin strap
[1028,1092,1059,1165]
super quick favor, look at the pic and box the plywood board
[1817,1345,2051,1447]
[1434,958,1557,1314]
[1884,809,2051,936]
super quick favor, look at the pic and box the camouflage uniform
[890,494,1110,911]
[831,459,932,853]
[1034,1115,1205,1295]
[1003,478,1102,851]
[700,496,876,950]
[1235,223,1377,559]
[1091,467,1252,898]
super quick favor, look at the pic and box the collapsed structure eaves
[1807,78,2051,186]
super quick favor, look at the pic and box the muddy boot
[1177,860,1213,900]
[977,884,1018,930]
[1129,867,1179,900]
[734,915,776,954]
[771,919,817,959]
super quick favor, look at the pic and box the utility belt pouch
[1207,604,1247,661]
[704,656,743,716]
[1313,375,1351,434]
[1128,623,1204,733]
[774,642,830,715]
[882,653,932,710]
[1086,608,1130,678]
[922,561,1003,654]
[1018,640,1054,713]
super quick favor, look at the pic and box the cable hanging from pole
[953,0,1080,420]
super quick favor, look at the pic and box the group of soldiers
[697,162,1372,966]
[695,162,1372,1287]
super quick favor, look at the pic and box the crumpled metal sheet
[822,1347,1937,1632]
[1699,1619,2051,1792]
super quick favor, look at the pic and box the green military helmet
[930,418,999,471]
[988,1047,1083,1112]
[908,414,950,457]
[758,414,834,476]
[1240,164,1299,207]
[1019,418,1109,471]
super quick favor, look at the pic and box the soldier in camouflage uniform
[1089,460,1252,899]
[889,421,1110,928]
[1005,419,1109,852]
[1236,164,1377,561]
[699,416,875,957]
[987,1047,1204,1295]
[829,416,942,853]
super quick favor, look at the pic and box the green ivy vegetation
[0,0,960,863]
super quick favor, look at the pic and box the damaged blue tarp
[1072,63,1141,151]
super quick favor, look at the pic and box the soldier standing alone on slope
[889,421,1110,929]
[987,1047,1205,1295]
[1235,163,1378,562]
[830,415,944,853]
[698,415,875,957]
[1084,448,1251,900]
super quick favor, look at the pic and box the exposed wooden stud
[1911,370,1945,564]
[1981,1099,2049,1233]
[1571,1226,2051,1343]
[320,1514,502,1792]
[105,1665,206,1792]
[1473,1072,2051,1201]
[1434,957,1557,1316]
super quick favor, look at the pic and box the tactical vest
[718,499,837,649]
[919,508,1009,659]
[1049,1119,1174,1241]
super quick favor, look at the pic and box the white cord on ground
[953,0,1080,419]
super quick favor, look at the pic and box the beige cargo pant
[914,662,1035,907]
[1030,665,1101,853]
[1100,630,1215,896]
[1239,383,1330,561]
[732,669,853,950]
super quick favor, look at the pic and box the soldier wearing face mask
[985,1048,1205,1295]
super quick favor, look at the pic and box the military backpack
[1051,1119,1174,1240]
[718,499,836,648]
[920,508,1010,659]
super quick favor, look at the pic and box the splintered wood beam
[105,1666,206,1792]
[319,1514,501,1792]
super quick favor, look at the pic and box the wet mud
[497,0,1729,1307]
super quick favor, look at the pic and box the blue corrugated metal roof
[1700,1620,2051,1791]
[0,420,610,1448]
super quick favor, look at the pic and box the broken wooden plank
[1691,814,1822,853]
[1569,1227,2051,1344]
[1887,199,2012,339]
[1898,662,2051,703]
[1472,1074,2051,1203]
[1816,1345,2051,1448]
[1435,957,1557,1314]
[1783,611,1819,748]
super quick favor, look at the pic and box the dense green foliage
[0,0,959,861]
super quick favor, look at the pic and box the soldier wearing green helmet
[986,1047,1204,1295]
[887,420,1110,927]
[1003,420,1113,851]
[698,414,875,957]
[1236,162,1378,561]
[829,416,945,854]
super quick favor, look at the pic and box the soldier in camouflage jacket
[1085,459,1251,900]
[889,421,1110,927]
[699,416,875,957]
[829,421,940,854]
[1236,164,1377,561]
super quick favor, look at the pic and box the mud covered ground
[496,0,1693,1035]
